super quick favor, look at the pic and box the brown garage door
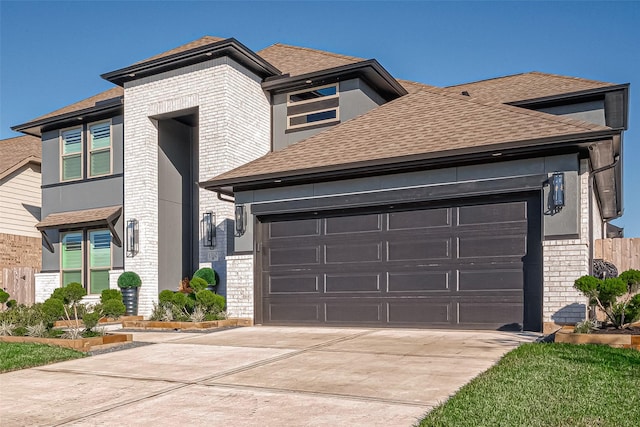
[257,194,542,331]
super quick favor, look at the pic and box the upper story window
[59,120,112,182]
[287,84,339,130]
[61,128,82,181]
[89,122,112,177]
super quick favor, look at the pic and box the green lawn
[418,343,640,427]
[0,342,86,373]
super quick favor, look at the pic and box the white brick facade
[543,159,592,327]
[109,269,123,290]
[123,57,270,317]
[34,272,60,303]
[225,254,254,318]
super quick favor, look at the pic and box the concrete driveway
[0,327,537,426]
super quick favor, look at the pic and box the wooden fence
[2,267,36,305]
[594,238,640,272]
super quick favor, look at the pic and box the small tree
[48,282,87,336]
[574,269,640,329]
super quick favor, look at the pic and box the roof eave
[507,83,629,107]
[262,59,408,101]
[11,97,123,137]
[0,156,42,180]
[101,38,281,86]
[201,129,618,192]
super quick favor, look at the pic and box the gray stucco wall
[233,154,581,252]
[272,78,386,151]
[40,114,124,271]
[536,100,606,126]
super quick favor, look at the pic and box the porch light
[202,211,216,247]
[235,204,246,237]
[550,172,565,212]
[126,219,138,257]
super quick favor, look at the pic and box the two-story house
[12,36,629,332]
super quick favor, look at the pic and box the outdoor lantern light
[235,204,246,237]
[202,211,216,247]
[126,218,138,257]
[551,172,565,212]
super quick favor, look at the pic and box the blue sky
[1,1,638,236]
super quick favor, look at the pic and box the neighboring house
[11,36,629,332]
[0,135,42,294]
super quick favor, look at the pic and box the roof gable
[0,135,41,179]
[203,88,612,187]
[445,71,617,103]
[258,43,363,76]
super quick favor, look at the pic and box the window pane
[62,128,82,154]
[90,123,110,150]
[62,233,82,269]
[62,271,82,286]
[290,85,337,103]
[290,109,337,126]
[89,230,111,268]
[90,149,111,176]
[90,270,110,294]
[63,155,82,180]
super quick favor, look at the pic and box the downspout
[587,152,620,275]
[217,191,235,203]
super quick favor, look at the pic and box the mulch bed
[593,327,640,335]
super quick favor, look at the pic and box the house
[0,135,42,299]
[11,36,629,332]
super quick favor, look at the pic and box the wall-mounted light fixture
[202,211,216,247]
[126,219,138,257]
[235,204,246,237]
[550,172,565,212]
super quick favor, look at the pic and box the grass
[0,342,86,373]
[418,343,640,427]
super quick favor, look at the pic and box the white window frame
[87,228,112,294]
[59,126,83,182]
[60,231,84,288]
[286,83,340,130]
[87,120,113,178]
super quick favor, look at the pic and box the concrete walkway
[0,327,538,426]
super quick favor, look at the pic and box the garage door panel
[269,246,319,266]
[458,302,524,327]
[458,269,523,291]
[458,235,526,258]
[269,275,319,294]
[325,273,381,293]
[326,303,381,323]
[388,208,451,230]
[387,271,450,292]
[458,201,527,225]
[269,219,320,238]
[387,239,450,261]
[326,214,381,234]
[388,301,450,324]
[269,303,320,322]
[325,242,381,263]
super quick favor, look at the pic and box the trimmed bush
[172,292,189,310]
[101,299,126,318]
[159,290,175,305]
[0,290,9,304]
[6,300,17,309]
[100,289,122,303]
[41,298,65,322]
[193,268,216,285]
[82,311,101,331]
[59,283,87,305]
[190,277,208,293]
[117,272,142,289]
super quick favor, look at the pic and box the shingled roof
[0,135,41,180]
[202,87,612,187]
[134,35,225,64]
[445,71,617,103]
[27,87,123,124]
[257,43,363,76]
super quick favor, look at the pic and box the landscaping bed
[121,318,252,330]
[555,326,640,350]
[0,333,133,352]
[54,315,144,328]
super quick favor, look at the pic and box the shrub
[171,292,189,310]
[196,290,225,312]
[619,269,640,288]
[575,271,640,329]
[158,290,175,305]
[42,298,65,322]
[59,283,87,305]
[193,268,216,285]
[82,311,101,331]
[26,322,48,338]
[0,289,9,304]
[117,272,142,289]
[101,299,126,318]
[100,289,122,303]
[6,300,17,309]
[189,277,208,293]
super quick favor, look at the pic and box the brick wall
[0,232,41,290]
[543,158,592,330]
[226,254,254,319]
[123,57,270,317]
